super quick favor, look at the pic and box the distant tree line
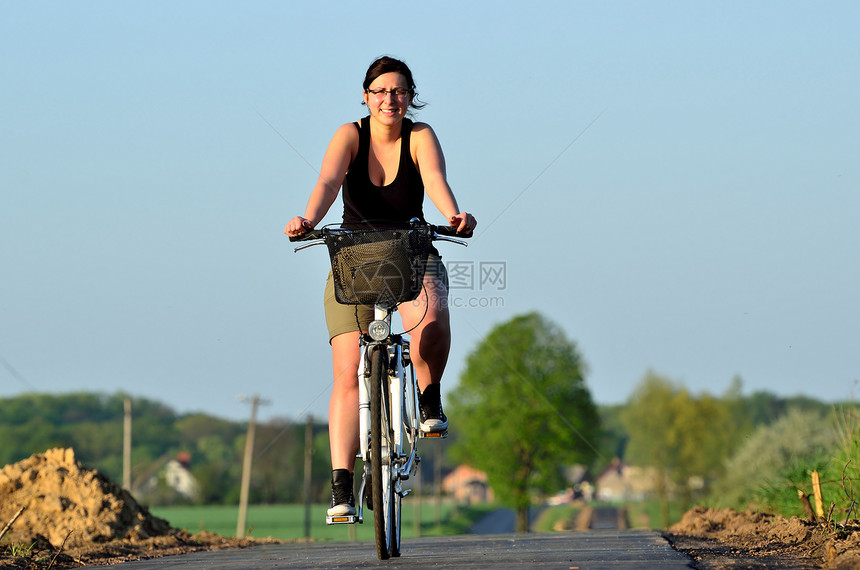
[2,357,850,524]
[0,392,333,506]
[611,373,858,526]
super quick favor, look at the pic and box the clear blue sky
[2,1,858,422]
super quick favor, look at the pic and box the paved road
[468,507,546,534]
[97,531,692,569]
[468,507,517,534]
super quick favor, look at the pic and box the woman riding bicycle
[285,56,477,518]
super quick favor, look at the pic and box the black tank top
[341,116,426,228]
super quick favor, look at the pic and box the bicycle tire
[390,461,401,557]
[369,346,392,560]
[387,376,401,558]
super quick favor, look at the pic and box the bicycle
[289,218,469,559]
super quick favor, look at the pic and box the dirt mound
[666,506,860,569]
[669,506,817,546]
[0,448,279,569]
[0,448,170,549]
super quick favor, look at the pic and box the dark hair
[362,56,426,110]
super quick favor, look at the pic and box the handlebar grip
[433,225,473,238]
[288,229,324,242]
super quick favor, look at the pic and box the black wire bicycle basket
[324,227,432,308]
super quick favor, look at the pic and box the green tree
[249,419,330,504]
[621,372,734,527]
[709,407,836,513]
[595,403,629,474]
[174,413,245,504]
[448,312,600,532]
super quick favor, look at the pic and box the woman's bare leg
[329,331,361,471]
[399,275,451,391]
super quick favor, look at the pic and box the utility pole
[236,394,270,538]
[123,397,132,490]
[303,415,314,539]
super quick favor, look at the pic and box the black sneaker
[419,384,449,433]
[327,469,355,517]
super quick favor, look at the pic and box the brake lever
[293,241,326,253]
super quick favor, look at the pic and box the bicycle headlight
[368,320,390,341]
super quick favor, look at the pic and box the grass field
[532,504,581,532]
[624,498,684,529]
[151,500,499,542]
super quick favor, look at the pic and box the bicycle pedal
[326,514,358,525]
[419,429,448,439]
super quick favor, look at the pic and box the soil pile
[0,448,170,549]
[665,506,860,569]
[0,448,275,569]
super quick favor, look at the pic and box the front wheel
[370,346,397,560]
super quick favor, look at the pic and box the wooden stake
[812,470,824,518]
[798,489,816,522]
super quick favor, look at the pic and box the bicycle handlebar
[287,223,472,243]
[287,229,325,242]
[433,225,473,238]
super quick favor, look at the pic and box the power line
[0,352,36,391]
[474,108,606,243]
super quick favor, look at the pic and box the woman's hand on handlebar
[449,212,477,234]
[285,216,314,237]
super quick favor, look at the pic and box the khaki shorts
[324,252,448,342]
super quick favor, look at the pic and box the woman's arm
[285,123,358,236]
[413,123,476,233]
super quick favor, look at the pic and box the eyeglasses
[365,88,411,100]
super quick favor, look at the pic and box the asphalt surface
[95,530,693,569]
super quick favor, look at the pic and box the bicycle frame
[355,304,424,521]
